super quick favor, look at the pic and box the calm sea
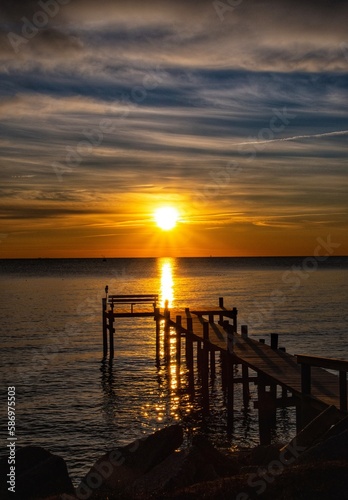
[1,257,348,485]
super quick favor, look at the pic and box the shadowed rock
[297,429,348,464]
[0,446,74,500]
[124,436,240,499]
[77,425,183,499]
[261,461,348,500]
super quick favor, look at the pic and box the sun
[154,207,179,231]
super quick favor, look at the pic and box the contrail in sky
[235,129,348,146]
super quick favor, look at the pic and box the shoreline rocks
[4,413,348,500]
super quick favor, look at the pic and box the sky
[0,0,347,258]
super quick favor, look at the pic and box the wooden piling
[102,298,108,358]
[164,305,170,363]
[240,325,250,405]
[227,353,234,431]
[226,323,234,354]
[232,307,237,333]
[185,311,194,370]
[257,374,273,445]
[271,333,279,350]
[155,307,160,365]
[185,310,194,394]
[176,315,182,366]
[219,297,224,324]
[108,310,115,359]
[202,322,210,412]
[210,349,216,379]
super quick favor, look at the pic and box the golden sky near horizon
[0,0,348,257]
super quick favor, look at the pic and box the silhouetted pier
[102,291,348,444]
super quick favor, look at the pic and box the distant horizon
[1,255,347,260]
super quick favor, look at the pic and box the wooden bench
[107,294,159,313]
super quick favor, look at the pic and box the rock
[164,473,261,500]
[296,429,348,464]
[124,436,240,499]
[191,436,240,477]
[320,413,348,441]
[239,444,283,467]
[280,405,342,459]
[167,461,348,500]
[261,461,348,500]
[0,446,75,500]
[77,425,183,499]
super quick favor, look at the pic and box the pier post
[108,310,115,359]
[210,349,216,380]
[155,307,160,366]
[164,306,170,364]
[221,351,228,390]
[241,325,250,405]
[102,298,108,358]
[202,322,210,412]
[227,353,234,431]
[218,297,224,324]
[232,307,238,333]
[185,310,194,394]
[176,315,182,366]
[271,334,279,350]
[257,373,273,445]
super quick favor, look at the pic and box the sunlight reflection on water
[159,257,175,308]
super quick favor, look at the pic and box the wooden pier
[102,292,348,444]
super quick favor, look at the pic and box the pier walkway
[102,293,348,443]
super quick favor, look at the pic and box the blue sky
[0,0,347,257]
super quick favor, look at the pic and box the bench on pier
[107,294,159,313]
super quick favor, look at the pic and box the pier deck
[160,307,344,410]
[102,293,348,442]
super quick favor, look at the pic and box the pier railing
[297,354,348,411]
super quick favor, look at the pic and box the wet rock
[0,446,75,500]
[77,425,183,499]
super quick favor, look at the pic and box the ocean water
[0,257,348,485]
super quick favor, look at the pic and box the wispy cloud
[0,0,347,256]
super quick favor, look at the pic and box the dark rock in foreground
[6,415,348,500]
[297,429,348,464]
[77,424,183,499]
[164,460,348,500]
[261,461,348,500]
[0,446,74,500]
[124,436,240,499]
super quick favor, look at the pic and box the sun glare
[154,207,179,231]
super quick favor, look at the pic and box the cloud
[0,0,347,256]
